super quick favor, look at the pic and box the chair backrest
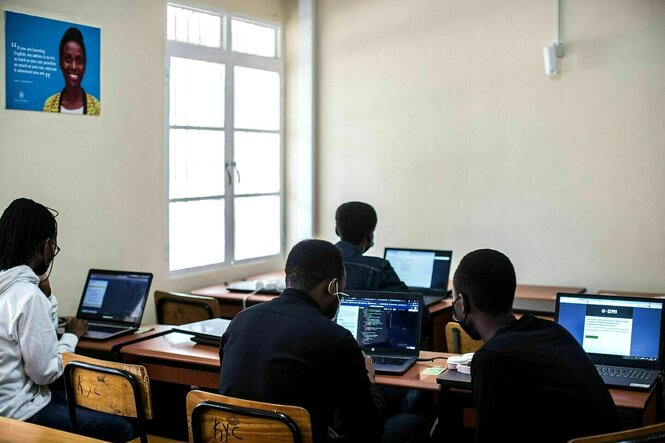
[186,390,313,443]
[445,322,483,354]
[62,353,152,443]
[567,422,665,443]
[154,290,220,325]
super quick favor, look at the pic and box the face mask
[33,240,53,276]
[326,280,347,321]
[453,295,482,341]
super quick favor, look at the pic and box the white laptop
[336,290,423,374]
[76,269,153,340]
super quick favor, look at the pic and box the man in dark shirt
[219,239,384,443]
[451,249,621,443]
[335,202,407,292]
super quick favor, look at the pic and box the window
[167,4,283,272]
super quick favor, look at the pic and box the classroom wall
[0,0,293,323]
[316,0,665,293]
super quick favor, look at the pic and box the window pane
[167,5,221,47]
[169,199,225,271]
[234,132,280,195]
[169,129,224,199]
[235,195,280,261]
[232,19,276,57]
[170,57,224,127]
[234,67,280,130]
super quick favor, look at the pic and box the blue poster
[5,11,101,116]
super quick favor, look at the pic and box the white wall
[317,0,665,292]
[0,0,293,323]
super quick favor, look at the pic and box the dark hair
[453,249,516,315]
[0,198,58,271]
[59,27,86,62]
[285,239,345,292]
[335,202,377,245]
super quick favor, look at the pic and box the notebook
[555,293,665,390]
[384,247,453,306]
[173,318,232,346]
[336,290,423,374]
[75,269,153,340]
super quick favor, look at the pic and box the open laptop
[555,293,665,390]
[384,247,453,306]
[76,269,153,340]
[336,290,423,374]
[173,318,232,346]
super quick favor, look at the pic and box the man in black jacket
[219,239,385,443]
[452,249,620,443]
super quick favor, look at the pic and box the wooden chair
[567,422,665,442]
[445,322,483,354]
[154,291,220,325]
[186,390,313,443]
[62,353,180,443]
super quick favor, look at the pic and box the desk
[0,416,105,443]
[76,324,172,361]
[598,290,665,299]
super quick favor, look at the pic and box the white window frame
[166,4,285,274]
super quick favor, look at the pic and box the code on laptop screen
[337,296,420,350]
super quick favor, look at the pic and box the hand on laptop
[65,318,89,339]
[363,351,376,383]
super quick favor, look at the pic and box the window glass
[170,57,225,127]
[169,199,225,271]
[234,66,280,130]
[169,129,225,199]
[232,19,276,57]
[233,131,280,195]
[234,195,281,261]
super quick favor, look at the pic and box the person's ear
[459,293,470,314]
[327,278,336,296]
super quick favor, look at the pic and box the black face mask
[33,241,53,277]
[453,295,482,341]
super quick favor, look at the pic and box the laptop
[76,269,153,340]
[555,293,665,390]
[384,247,453,306]
[336,290,423,374]
[225,279,285,295]
[173,318,232,346]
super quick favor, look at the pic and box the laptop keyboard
[373,356,409,366]
[597,366,650,380]
[87,324,125,333]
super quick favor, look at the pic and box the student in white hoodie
[0,198,135,441]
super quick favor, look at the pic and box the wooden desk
[598,290,665,299]
[0,416,105,442]
[121,332,449,392]
[76,324,172,361]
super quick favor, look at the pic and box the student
[0,198,133,441]
[335,201,407,291]
[220,239,385,443]
[451,249,620,443]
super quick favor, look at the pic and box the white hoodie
[0,265,78,420]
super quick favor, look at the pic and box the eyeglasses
[50,240,61,257]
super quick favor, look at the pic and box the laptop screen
[555,293,665,369]
[336,291,422,355]
[76,269,153,325]
[384,248,452,291]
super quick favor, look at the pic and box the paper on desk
[421,367,445,376]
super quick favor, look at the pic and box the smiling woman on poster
[42,27,100,115]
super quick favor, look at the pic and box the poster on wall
[5,11,101,116]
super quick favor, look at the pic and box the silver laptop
[384,247,452,306]
[555,293,665,390]
[173,318,232,346]
[76,269,153,340]
[336,290,423,375]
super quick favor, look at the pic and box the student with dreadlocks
[0,198,134,441]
